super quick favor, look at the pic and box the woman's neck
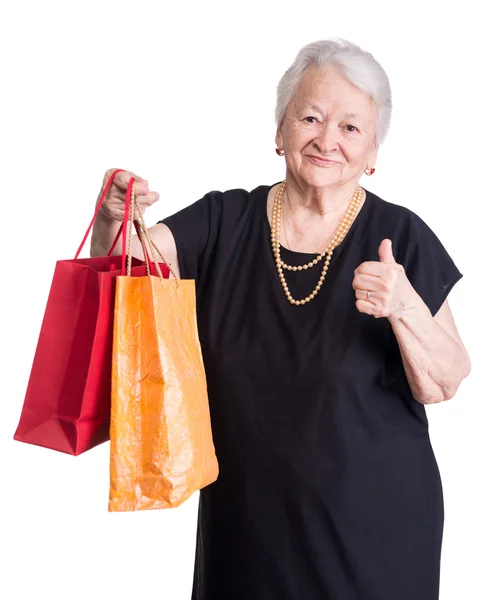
[266,177,366,254]
[284,175,361,219]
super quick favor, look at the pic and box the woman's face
[276,64,378,191]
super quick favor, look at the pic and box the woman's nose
[314,124,339,154]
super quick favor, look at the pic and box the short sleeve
[158,186,256,288]
[159,191,223,281]
[401,213,463,317]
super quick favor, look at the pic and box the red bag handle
[107,222,124,258]
[74,169,125,259]
[74,170,158,275]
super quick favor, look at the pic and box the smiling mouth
[306,155,339,166]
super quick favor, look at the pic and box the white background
[1,1,477,599]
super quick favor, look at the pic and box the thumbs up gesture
[353,239,417,320]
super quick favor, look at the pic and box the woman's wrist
[387,288,430,325]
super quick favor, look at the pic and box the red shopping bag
[14,170,169,455]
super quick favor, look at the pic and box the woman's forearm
[389,297,470,404]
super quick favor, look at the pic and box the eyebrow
[310,105,361,121]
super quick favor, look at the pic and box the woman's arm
[353,238,471,404]
[91,209,180,276]
[388,298,471,404]
[89,169,180,276]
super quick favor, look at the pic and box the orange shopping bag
[108,179,219,511]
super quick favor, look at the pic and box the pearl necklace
[271,181,363,306]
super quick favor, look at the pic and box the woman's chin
[297,168,340,189]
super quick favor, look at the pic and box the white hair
[275,38,392,148]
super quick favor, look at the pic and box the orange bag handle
[135,212,179,280]
[121,177,160,276]
[122,177,165,279]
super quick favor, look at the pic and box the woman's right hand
[97,168,160,222]
[91,168,179,277]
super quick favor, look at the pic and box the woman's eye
[345,124,358,132]
[303,116,318,123]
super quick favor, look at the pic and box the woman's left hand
[353,239,419,320]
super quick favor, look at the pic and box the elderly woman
[91,39,470,600]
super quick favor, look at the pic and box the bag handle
[74,169,125,259]
[137,209,177,281]
[122,177,159,277]
[135,212,177,282]
[75,171,171,277]
[134,200,179,284]
[124,177,177,283]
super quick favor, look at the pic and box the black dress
[161,183,462,600]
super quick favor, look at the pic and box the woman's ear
[368,144,378,169]
[275,128,283,150]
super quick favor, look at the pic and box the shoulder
[365,188,428,227]
[189,182,272,226]
[200,183,271,207]
[364,189,444,262]
[365,189,462,316]
[160,182,272,251]
[162,183,269,224]
[159,183,272,282]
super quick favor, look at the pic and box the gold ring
[367,290,371,301]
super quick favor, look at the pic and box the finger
[108,181,150,203]
[378,239,396,264]
[103,168,122,185]
[355,299,375,316]
[353,273,388,291]
[358,289,374,302]
[136,191,159,206]
[111,170,149,193]
[355,261,390,277]
[108,187,149,204]
[102,206,126,222]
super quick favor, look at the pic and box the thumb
[378,238,396,263]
